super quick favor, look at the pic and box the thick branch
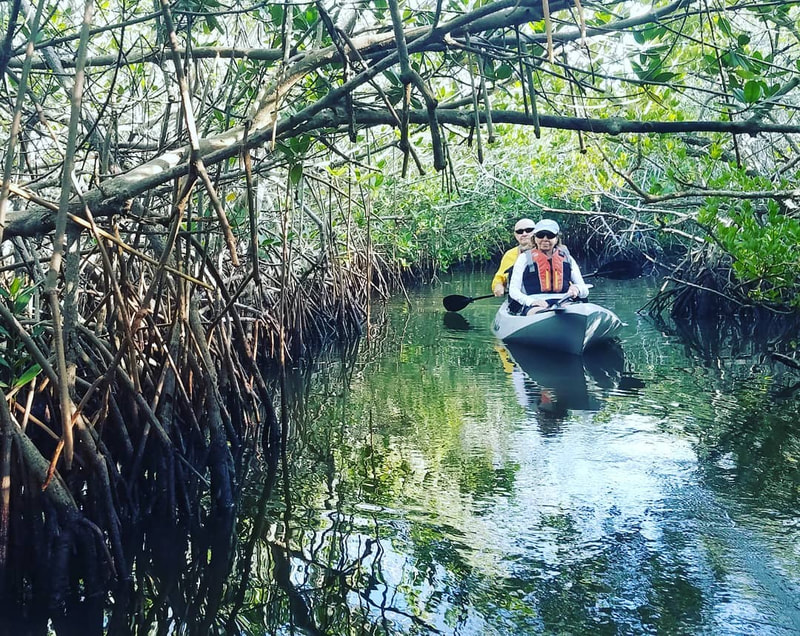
[9,0,579,72]
[6,105,800,238]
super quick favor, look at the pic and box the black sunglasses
[515,227,535,235]
[535,231,557,239]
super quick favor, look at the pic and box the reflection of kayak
[505,342,626,412]
[492,299,624,354]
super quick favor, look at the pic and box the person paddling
[508,219,589,315]
[491,218,536,297]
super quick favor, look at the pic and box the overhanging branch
[6,104,800,239]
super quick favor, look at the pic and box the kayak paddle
[584,259,641,279]
[542,292,574,313]
[442,293,495,312]
[442,259,639,312]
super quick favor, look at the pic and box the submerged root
[640,246,799,358]
[643,245,798,321]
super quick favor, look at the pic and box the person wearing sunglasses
[507,219,589,315]
[491,218,536,296]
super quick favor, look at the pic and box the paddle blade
[442,294,472,312]
[442,293,495,311]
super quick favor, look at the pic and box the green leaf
[385,86,404,107]
[205,14,221,32]
[717,16,733,37]
[742,80,762,103]
[13,294,31,314]
[14,363,41,388]
[494,63,513,80]
[651,72,679,83]
[702,53,719,74]
[289,164,303,185]
[721,49,747,69]
[384,70,401,86]
[642,25,666,41]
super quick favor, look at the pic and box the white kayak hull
[492,300,624,354]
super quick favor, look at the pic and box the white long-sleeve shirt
[509,249,590,307]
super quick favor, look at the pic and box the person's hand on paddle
[493,282,505,297]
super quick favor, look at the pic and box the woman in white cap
[491,218,535,296]
[508,219,589,315]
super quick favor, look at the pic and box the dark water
[230,271,800,635]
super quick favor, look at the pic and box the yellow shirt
[491,246,521,291]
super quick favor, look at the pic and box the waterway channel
[224,270,800,635]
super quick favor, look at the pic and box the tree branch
[7,104,800,238]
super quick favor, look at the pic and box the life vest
[522,248,571,293]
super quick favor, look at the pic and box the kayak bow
[492,300,624,354]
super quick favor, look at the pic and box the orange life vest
[522,248,570,293]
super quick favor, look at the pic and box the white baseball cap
[514,218,536,232]
[533,219,560,234]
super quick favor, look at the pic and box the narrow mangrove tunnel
[2,0,800,633]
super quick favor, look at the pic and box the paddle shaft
[583,259,641,279]
[442,257,638,311]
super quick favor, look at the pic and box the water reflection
[442,311,471,331]
[653,312,798,365]
[499,342,636,425]
[110,274,800,635]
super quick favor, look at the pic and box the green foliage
[174,0,224,33]
[482,58,514,82]
[699,197,800,307]
[365,131,651,273]
[0,278,42,390]
[371,173,512,272]
[630,45,681,84]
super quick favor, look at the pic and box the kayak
[492,298,624,354]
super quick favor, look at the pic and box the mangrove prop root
[0,154,394,628]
